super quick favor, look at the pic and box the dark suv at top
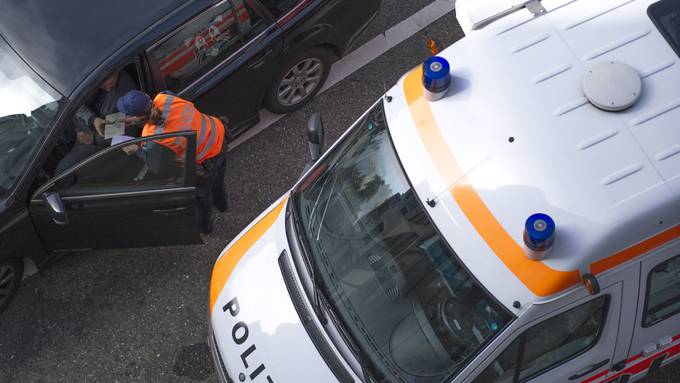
[0,0,380,313]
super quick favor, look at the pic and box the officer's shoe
[199,221,215,235]
[214,193,229,213]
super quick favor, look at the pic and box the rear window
[649,0,680,57]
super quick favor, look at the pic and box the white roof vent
[583,61,642,112]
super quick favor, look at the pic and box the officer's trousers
[194,149,228,233]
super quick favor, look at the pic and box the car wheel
[0,258,23,314]
[265,48,332,114]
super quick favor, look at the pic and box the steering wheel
[438,297,491,348]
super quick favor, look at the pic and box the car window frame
[145,0,276,96]
[470,294,612,383]
[32,131,197,200]
[30,59,148,190]
[70,59,147,123]
[641,253,680,327]
[254,0,306,22]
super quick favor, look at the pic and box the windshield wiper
[320,293,377,383]
[290,202,327,325]
[357,352,375,383]
[310,260,328,326]
[289,205,377,382]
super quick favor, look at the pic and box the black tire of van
[264,47,332,114]
[0,258,23,314]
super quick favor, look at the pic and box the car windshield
[292,101,513,382]
[0,39,63,198]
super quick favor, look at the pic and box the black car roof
[0,0,198,96]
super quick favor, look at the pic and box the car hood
[209,195,353,382]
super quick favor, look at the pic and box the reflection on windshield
[0,40,62,196]
[293,102,513,382]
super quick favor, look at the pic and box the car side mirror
[307,112,325,164]
[43,192,69,225]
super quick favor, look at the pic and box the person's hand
[77,131,94,145]
[93,117,106,136]
[123,116,143,126]
[122,144,140,155]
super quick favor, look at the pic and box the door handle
[248,49,274,70]
[658,335,673,349]
[152,207,187,215]
[43,192,69,225]
[569,359,610,380]
[612,359,627,372]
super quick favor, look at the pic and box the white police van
[208,0,680,382]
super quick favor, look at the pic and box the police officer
[116,90,228,234]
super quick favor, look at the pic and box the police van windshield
[292,101,513,382]
[0,39,63,198]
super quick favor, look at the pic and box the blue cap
[422,56,451,93]
[117,90,151,116]
[523,213,556,251]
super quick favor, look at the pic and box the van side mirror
[307,112,324,164]
[43,192,68,225]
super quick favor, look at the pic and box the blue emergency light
[422,56,451,101]
[523,213,556,260]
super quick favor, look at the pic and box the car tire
[0,258,23,314]
[264,47,332,114]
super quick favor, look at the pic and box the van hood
[209,195,354,382]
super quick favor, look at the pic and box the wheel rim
[277,58,324,107]
[0,263,17,308]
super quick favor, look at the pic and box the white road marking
[229,0,456,149]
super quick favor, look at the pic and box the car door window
[473,295,609,383]
[643,254,680,327]
[236,0,270,39]
[149,0,269,91]
[474,338,520,383]
[52,135,191,196]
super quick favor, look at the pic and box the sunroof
[649,0,680,57]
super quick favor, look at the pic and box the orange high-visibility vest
[141,93,225,164]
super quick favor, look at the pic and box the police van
[208,0,680,382]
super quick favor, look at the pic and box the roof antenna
[426,157,489,208]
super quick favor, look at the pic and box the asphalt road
[1,2,678,382]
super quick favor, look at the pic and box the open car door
[30,131,203,252]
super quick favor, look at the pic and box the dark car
[0,0,380,313]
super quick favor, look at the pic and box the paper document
[105,112,125,124]
[104,123,125,139]
[111,135,135,146]
[104,112,126,139]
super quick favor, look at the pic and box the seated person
[75,69,139,145]
[54,70,138,176]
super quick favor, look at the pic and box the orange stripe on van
[403,67,582,296]
[209,196,288,312]
[590,224,680,275]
